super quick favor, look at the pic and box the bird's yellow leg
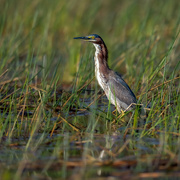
[117,109,125,119]
[111,108,125,124]
[112,109,117,116]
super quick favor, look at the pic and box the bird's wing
[108,72,137,107]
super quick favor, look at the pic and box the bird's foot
[117,109,125,118]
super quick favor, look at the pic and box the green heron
[74,34,137,113]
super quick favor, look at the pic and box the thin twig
[58,114,80,132]
[0,69,8,79]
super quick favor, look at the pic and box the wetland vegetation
[0,0,179,179]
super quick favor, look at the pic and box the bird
[74,34,137,113]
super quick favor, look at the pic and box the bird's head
[74,34,104,44]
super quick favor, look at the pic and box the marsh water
[0,89,179,180]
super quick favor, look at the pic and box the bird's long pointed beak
[74,36,91,40]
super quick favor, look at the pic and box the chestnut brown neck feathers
[93,37,108,62]
[93,38,110,75]
[93,38,111,91]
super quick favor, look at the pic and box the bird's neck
[93,43,110,72]
[93,43,110,89]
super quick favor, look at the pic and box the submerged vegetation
[0,0,179,179]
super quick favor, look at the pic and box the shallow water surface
[0,131,179,180]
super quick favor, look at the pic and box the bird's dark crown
[74,34,104,44]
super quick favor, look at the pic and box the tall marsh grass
[0,0,179,179]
